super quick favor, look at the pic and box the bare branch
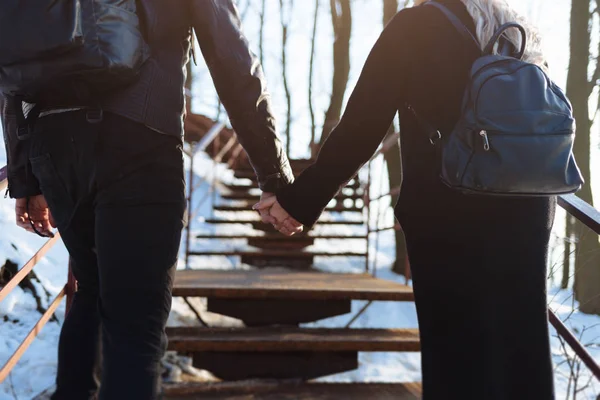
[308,0,320,154]
[279,0,294,155]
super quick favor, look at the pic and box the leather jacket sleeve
[1,95,41,199]
[190,0,294,192]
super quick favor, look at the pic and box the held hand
[16,195,56,237]
[256,192,278,225]
[253,197,304,237]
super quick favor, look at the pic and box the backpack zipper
[479,130,490,151]
[476,129,574,151]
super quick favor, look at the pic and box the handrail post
[364,163,372,274]
[185,143,196,271]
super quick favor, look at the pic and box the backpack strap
[407,1,481,146]
[424,1,481,54]
[483,23,527,60]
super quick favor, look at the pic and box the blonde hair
[460,0,546,67]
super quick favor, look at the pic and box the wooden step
[188,250,366,258]
[166,327,419,381]
[163,382,422,400]
[172,270,414,301]
[195,233,367,240]
[203,219,364,226]
[166,327,420,353]
[214,204,363,213]
[221,192,364,202]
[223,179,363,191]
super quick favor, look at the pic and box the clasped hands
[253,193,304,236]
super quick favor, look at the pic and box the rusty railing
[0,166,70,383]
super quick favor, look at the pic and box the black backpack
[0,0,148,133]
[414,1,583,196]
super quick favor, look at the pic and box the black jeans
[29,111,186,400]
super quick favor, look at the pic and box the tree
[309,0,320,156]
[279,0,294,156]
[317,0,352,148]
[566,0,600,315]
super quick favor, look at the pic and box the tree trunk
[279,0,294,156]
[309,0,320,158]
[318,0,352,146]
[567,0,600,315]
[260,0,267,68]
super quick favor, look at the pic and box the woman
[257,0,556,398]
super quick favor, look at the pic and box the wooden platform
[203,218,365,226]
[166,327,420,352]
[195,234,367,240]
[163,382,422,400]
[188,250,365,258]
[221,192,364,202]
[214,204,363,213]
[172,270,414,301]
[223,179,362,192]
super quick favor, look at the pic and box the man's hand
[254,196,303,237]
[16,195,56,237]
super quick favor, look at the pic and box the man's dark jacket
[1,0,294,198]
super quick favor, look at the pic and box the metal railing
[362,136,600,381]
[0,181,66,383]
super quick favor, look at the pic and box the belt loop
[86,108,104,124]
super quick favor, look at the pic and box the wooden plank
[223,179,362,191]
[166,327,420,353]
[195,233,367,240]
[188,250,366,258]
[0,235,61,304]
[163,382,421,400]
[0,286,66,383]
[203,219,364,226]
[172,270,414,301]
[222,192,364,201]
[214,204,363,213]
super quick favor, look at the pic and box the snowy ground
[1,150,598,399]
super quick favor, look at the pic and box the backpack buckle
[86,108,103,124]
[17,125,31,141]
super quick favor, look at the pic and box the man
[1,1,293,399]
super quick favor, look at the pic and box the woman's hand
[253,195,304,236]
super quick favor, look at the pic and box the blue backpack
[415,1,583,196]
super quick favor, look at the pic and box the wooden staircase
[166,160,421,398]
[188,161,368,269]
